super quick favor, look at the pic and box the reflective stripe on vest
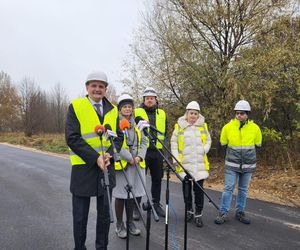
[134,108,166,149]
[115,127,146,170]
[175,123,209,172]
[69,97,118,165]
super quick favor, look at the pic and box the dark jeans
[145,149,164,204]
[182,178,204,211]
[72,194,110,250]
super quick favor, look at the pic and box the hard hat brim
[85,80,108,87]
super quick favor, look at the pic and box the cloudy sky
[0,0,146,99]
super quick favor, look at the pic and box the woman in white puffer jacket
[171,101,211,227]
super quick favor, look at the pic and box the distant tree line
[123,0,300,169]
[0,73,69,136]
[0,72,118,137]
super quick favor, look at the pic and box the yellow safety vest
[69,97,118,165]
[115,127,146,170]
[174,123,210,172]
[134,108,166,149]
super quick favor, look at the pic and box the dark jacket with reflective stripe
[65,96,124,197]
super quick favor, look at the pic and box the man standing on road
[65,70,123,250]
[214,100,262,225]
[133,87,167,218]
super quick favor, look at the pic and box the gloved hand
[137,120,150,132]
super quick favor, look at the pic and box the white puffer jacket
[170,113,212,181]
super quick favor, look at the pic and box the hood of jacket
[177,112,205,129]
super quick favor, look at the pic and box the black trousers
[145,149,164,204]
[182,178,204,211]
[72,194,110,250]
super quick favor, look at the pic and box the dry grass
[0,132,68,153]
[206,160,300,207]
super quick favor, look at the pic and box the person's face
[187,110,199,124]
[144,96,157,108]
[120,104,133,118]
[235,111,248,122]
[86,81,107,102]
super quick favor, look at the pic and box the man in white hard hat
[214,100,262,225]
[134,87,167,218]
[65,70,124,250]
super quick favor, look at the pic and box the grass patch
[0,132,68,154]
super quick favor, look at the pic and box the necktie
[94,104,102,116]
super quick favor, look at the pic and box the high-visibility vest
[115,127,146,170]
[220,118,262,171]
[174,123,210,172]
[134,108,166,149]
[69,97,118,165]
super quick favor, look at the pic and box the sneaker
[128,221,141,236]
[194,213,203,227]
[194,207,203,227]
[115,222,127,239]
[187,209,194,222]
[214,212,228,225]
[235,211,251,224]
[153,203,165,217]
[133,206,140,221]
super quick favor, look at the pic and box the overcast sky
[0,0,146,99]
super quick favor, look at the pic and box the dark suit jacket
[65,96,123,197]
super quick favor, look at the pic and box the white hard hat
[234,100,251,111]
[117,93,134,104]
[143,87,157,97]
[186,101,200,111]
[117,93,134,109]
[85,70,108,86]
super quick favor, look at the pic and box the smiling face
[86,81,107,102]
[187,110,199,124]
[144,96,157,108]
[120,104,133,118]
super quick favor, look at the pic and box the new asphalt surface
[0,143,299,250]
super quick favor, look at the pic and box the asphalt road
[0,143,299,250]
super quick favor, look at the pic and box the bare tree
[125,0,293,121]
[105,84,118,104]
[19,78,47,136]
[48,83,69,133]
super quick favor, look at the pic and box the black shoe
[74,246,87,250]
[187,208,194,222]
[153,203,165,217]
[194,207,203,227]
[235,211,251,224]
[133,206,140,221]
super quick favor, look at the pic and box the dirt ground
[168,159,300,208]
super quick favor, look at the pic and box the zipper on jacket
[239,125,243,173]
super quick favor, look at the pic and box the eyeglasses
[236,111,246,116]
